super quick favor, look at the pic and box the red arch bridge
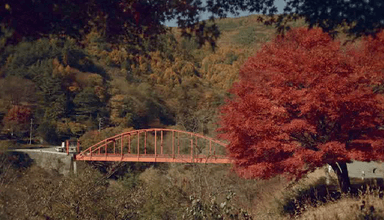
[74,128,231,164]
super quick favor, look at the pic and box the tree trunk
[330,162,351,193]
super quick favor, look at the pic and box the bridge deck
[75,154,231,163]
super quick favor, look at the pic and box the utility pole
[98,118,103,133]
[29,118,33,145]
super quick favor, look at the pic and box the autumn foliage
[218,28,384,189]
[2,105,32,135]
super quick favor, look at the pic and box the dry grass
[298,190,384,220]
[254,167,384,220]
[240,168,335,219]
[249,178,290,219]
[249,167,345,219]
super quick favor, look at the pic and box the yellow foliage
[52,58,60,67]
[110,94,125,103]
[109,48,128,65]
[148,73,159,84]
[68,84,80,92]
[75,72,103,88]
[52,60,65,77]
[87,74,103,86]
[56,119,86,136]
[109,94,126,126]
[180,62,196,76]
[160,68,175,85]
[94,86,106,100]
[64,65,71,74]
[68,122,87,135]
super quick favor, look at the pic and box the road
[347,161,384,179]
[12,146,68,155]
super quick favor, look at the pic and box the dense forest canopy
[1,0,384,50]
[0,15,251,145]
[0,0,383,144]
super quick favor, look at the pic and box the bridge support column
[73,160,77,175]
[70,155,77,175]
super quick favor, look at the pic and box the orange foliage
[3,105,31,123]
[2,105,32,133]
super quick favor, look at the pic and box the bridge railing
[75,129,231,163]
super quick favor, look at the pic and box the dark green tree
[73,87,103,121]
[34,71,66,120]
[118,85,175,129]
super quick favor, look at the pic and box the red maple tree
[2,105,32,137]
[218,28,384,192]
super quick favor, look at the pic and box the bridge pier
[70,155,77,175]
[73,160,77,175]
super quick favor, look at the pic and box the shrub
[224,51,239,65]
[233,27,256,45]
[183,191,252,220]
[218,21,240,32]
[0,140,18,152]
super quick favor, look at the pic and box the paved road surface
[13,147,68,155]
[347,161,384,179]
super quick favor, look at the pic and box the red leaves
[2,105,32,134]
[281,119,316,134]
[218,27,384,181]
[3,106,31,124]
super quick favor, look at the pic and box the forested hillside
[0,15,282,146]
[0,16,288,220]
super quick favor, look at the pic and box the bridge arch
[75,128,231,163]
